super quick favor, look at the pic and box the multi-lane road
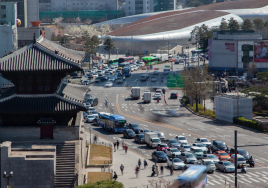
[84,62,268,188]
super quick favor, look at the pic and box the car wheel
[224,169,226,173]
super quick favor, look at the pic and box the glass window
[1,5,6,9]
[95,2,98,5]
[1,14,6,18]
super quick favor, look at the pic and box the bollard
[225,179,226,185]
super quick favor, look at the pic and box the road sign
[165,65,170,68]
[167,74,185,88]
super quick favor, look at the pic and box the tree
[83,31,99,66]
[216,0,224,2]
[76,180,123,188]
[75,17,81,23]
[182,67,213,112]
[103,36,115,59]
[257,72,268,85]
[253,18,264,32]
[53,17,63,27]
[228,17,240,31]
[219,18,229,31]
[241,19,253,30]
[85,18,92,25]
[189,24,213,49]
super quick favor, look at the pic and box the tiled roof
[0,43,82,72]
[37,37,85,63]
[0,94,87,114]
[56,82,90,103]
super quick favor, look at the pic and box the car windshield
[218,143,226,147]
[194,149,203,153]
[204,161,214,165]
[170,140,177,143]
[152,138,160,143]
[127,130,134,133]
[132,124,139,128]
[174,158,182,162]
[239,150,249,156]
[201,139,209,142]
[160,144,167,147]
[157,152,166,157]
[196,143,205,147]
[186,154,194,158]
[223,161,233,166]
[92,111,98,114]
[88,116,94,118]
[184,145,191,148]
[238,158,245,161]
[208,155,217,159]
[219,153,228,156]
[87,99,93,102]
[179,137,186,140]
[171,148,179,152]
[138,135,144,138]
[115,120,127,128]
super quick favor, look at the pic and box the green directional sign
[165,65,170,68]
[167,74,185,88]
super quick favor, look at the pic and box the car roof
[231,154,244,158]
[191,146,201,150]
[171,92,177,94]
[202,159,214,162]
[213,140,224,143]
[155,151,165,154]
[217,151,226,153]
[176,135,185,138]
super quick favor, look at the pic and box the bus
[118,56,134,64]
[142,56,160,66]
[107,58,119,66]
[122,67,131,77]
[99,113,127,133]
[173,165,207,188]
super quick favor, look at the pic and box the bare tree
[53,17,63,27]
[75,17,81,23]
[85,18,92,25]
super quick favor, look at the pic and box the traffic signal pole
[235,130,238,188]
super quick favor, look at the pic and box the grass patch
[187,103,215,119]
[89,144,112,165]
[87,172,112,183]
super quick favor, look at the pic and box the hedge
[187,103,215,119]
[233,117,264,131]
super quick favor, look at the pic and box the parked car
[156,143,169,152]
[123,129,136,138]
[179,152,197,164]
[166,148,181,158]
[204,154,220,163]
[167,158,185,170]
[178,144,191,152]
[170,92,178,99]
[201,159,216,173]
[91,111,99,118]
[195,138,211,147]
[211,140,227,152]
[213,151,231,161]
[152,151,168,162]
[86,98,98,107]
[174,136,188,145]
[229,148,250,162]
[134,134,145,144]
[191,143,207,152]
[215,161,235,173]
[128,123,141,134]
[83,112,88,119]
[190,147,204,159]
[166,139,180,148]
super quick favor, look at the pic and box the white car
[175,136,188,145]
[109,77,115,82]
[178,144,191,152]
[133,65,138,71]
[93,68,98,73]
[87,115,95,123]
[104,81,113,87]
[191,143,207,152]
[154,93,161,99]
[195,138,211,147]
[82,80,90,85]
[88,107,95,112]
[167,158,185,170]
[91,111,99,118]
[166,148,181,158]
[230,154,246,167]
[92,73,98,78]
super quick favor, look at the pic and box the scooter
[241,164,247,173]
[249,161,255,168]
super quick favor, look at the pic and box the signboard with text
[254,41,268,62]
[167,74,185,88]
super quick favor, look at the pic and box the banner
[254,41,268,62]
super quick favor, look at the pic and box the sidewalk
[84,130,179,188]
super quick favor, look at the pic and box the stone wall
[1,142,55,188]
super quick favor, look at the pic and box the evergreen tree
[219,18,229,31]
[241,19,253,30]
[228,17,240,31]
[103,36,116,59]
[83,31,99,66]
[253,18,264,32]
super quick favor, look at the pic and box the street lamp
[3,171,13,188]
[212,74,215,113]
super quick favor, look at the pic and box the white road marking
[133,111,135,113]
[247,178,259,182]
[207,181,215,185]
[210,179,221,185]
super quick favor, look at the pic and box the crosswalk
[207,171,268,186]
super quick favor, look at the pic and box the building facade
[39,0,118,12]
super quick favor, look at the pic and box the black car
[123,129,136,138]
[87,98,98,107]
[99,76,109,81]
[211,140,227,152]
[229,148,250,162]
[139,129,150,134]
[152,151,168,162]
[170,92,178,99]
[134,134,145,144]
[128,123,141,134]
[166,139,180,148]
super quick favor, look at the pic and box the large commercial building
[124,0,176,16]
[104,0,268,54]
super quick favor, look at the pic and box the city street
[85,62,268,188]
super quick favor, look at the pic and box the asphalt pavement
[84,61,268,188]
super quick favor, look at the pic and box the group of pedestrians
[113,140,128,153]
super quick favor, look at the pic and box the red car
[156,143,169,152]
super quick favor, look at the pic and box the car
[204,154,220,163]
[109,77,115,82]
[151,151,168,162]
[174,136,188,145]
[123,129,136,138]
[116,78,123,84]
[215,161,235,173]
[94,77,102,82]
[163,70,169,75]
[92,73,98,78]
[211,140,227,152]
[154,93,161,100]
[213,151,231,161]
[83,111,88,119]
[86,115,95,123]
[201,159,216,173]
[166,148,181,158]
[104,81,113,87]
[92,117,99,126]
[97,70,103,76]
[88,107,96,112]
[178,144,191,152]
[166,139,180,148]
[108,69,114,74]
[230,154,246,168]
[85,103,91,109]
[134,134,145,144]
[153,71,159,75]
[151,76,157,82]
[152,131,165,142]
[86,98,98,107]
[155,89,162,94]
[190,147,204,159]
[116,70,121,74]
[82,80,90,85]
[195,138,211,147]
[167,158,185,170]
[139,129,150,134]
[113,74,118,80]
[179,152,197,164]
[91,111,99,118]
[100,76,109,81]
[85,93,91,98]
[133,65,138,71]
[191,143,207,152]
[156,143,169,152]
[229,148,250,162]
[170,92,178,99]
[238,76,246,81]
[128,123,141,134]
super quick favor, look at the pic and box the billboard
[254,41,268,62]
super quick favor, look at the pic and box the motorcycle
[249,160,255,168]
[241,164,247,173]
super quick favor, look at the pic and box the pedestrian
[116,140,119,150]
[154,156,158,165]
[155,165,159,176]
[138,159,141,168]
[120,164,124,175]
[207,146,211,154]
[170,166,173,176]
[160,165,164,175]
[135,165,140,178]
[144,159,148,169]
[122,142,125,150]
[125,145,128,154]
[113,172,118,180]
[113,141,116,152]
[93,135,97,144]
[151,165,155,177]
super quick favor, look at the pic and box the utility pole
[235,130,238,188]
[131,31,133,56]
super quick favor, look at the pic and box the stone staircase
[55,143,76,188]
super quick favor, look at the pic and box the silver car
[201,159,216,173]
[167,158,185,170]
[203,154,220,163]
[215,161,235,173]
[178,144,191,152]
[179,152,197,164]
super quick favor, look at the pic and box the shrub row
[253,111,268,117]
[233,117,264,131]
[187,103,215,119]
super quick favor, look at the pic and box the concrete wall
[27,0,39,28]
[0,26,15,58]
[1,142,55,188]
